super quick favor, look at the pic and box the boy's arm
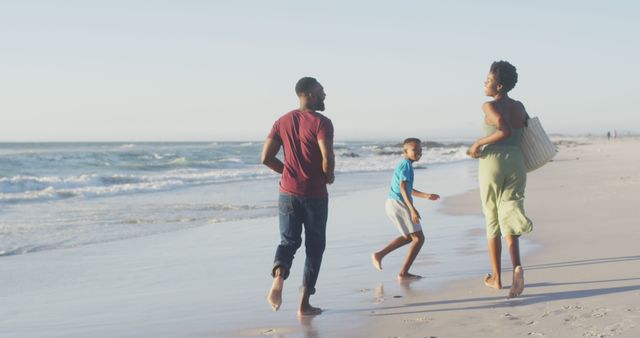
[401,181,420,224]
[260,138,284,174]
[318,138,335,184]
[412,189,440,201]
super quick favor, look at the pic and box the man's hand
[428,194,440,201]
[325,173,335,184]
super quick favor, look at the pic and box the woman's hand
[467,142,482,159]
[428,193,440,201]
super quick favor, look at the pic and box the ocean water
[0,140,472,257]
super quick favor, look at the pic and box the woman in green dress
[468,61,533,298]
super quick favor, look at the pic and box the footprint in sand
[502,313,519,320]
[527,332,544,337]
[562,305,583,310]
[590,307,609,318]
[402,317,433,324]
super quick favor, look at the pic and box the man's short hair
[403,138,422,147]
[490,61,518,92]
[295,77,319,96]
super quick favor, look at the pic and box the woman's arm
[468,102,513,158]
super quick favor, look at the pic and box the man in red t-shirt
[261,77,334,316]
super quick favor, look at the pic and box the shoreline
[365,137,640,337]
[3,137,639,337]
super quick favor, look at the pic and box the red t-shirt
[268,109,334,197]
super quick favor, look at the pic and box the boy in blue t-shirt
[372,138,440,280]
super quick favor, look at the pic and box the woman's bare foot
[508,266,524,298]
[267,276,284,311]
[372,252,383,271]
[298,304,322,316]
[397,272,422,280]
[483,273,502,290]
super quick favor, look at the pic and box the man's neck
[299,105,315,113]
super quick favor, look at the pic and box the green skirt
[479,146,533,238]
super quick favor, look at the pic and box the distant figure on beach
[607,131,611,141]
[468,61,533,298]
[372,138,440,280]
[261,77,335,316]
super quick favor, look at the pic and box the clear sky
[1,1,638,141]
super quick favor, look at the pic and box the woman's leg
[485,236,503,289]
[506,235,524,297]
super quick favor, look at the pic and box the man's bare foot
[298,304,322,316]
[267,276,284,311]
[397,272,422,280]
[372,252,383,271]
[483,273,502,290]
[508,266,524,298]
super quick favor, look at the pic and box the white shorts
[385,199,422,236]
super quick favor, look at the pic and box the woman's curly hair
[490,61,518,92]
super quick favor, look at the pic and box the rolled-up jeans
[272,193,328,295]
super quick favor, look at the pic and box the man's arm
[261,138,284,174]
[318,138,335,184]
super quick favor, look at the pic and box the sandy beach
[2,137,639,338]
[367,137,640,337]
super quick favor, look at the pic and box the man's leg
[268,194,303,311]
[372,236,412,270]
[398,231,425,279]
[298,196,328,316]
[506,235,524,297]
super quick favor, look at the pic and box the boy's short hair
[295,77,319,96]
[490,61,518,92]
[403,138,422,147]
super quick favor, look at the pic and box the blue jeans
[272,193,328,295]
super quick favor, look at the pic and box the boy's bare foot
[298,304,322,316]
[483,273,502,290]
[267,276,284,311]
[372,252,383,271]
[508,266,524,298]
[397,272,422,280]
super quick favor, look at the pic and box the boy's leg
[484,236,503,289]
[268,194,303,311]
[299,196,328,316]
[506,235,524,298]
[372,236,412,270]
[398,231,425,279]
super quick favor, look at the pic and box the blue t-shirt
[388,158,414,201]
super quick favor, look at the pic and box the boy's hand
[428,194,440,201]
[410,209,421,225]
